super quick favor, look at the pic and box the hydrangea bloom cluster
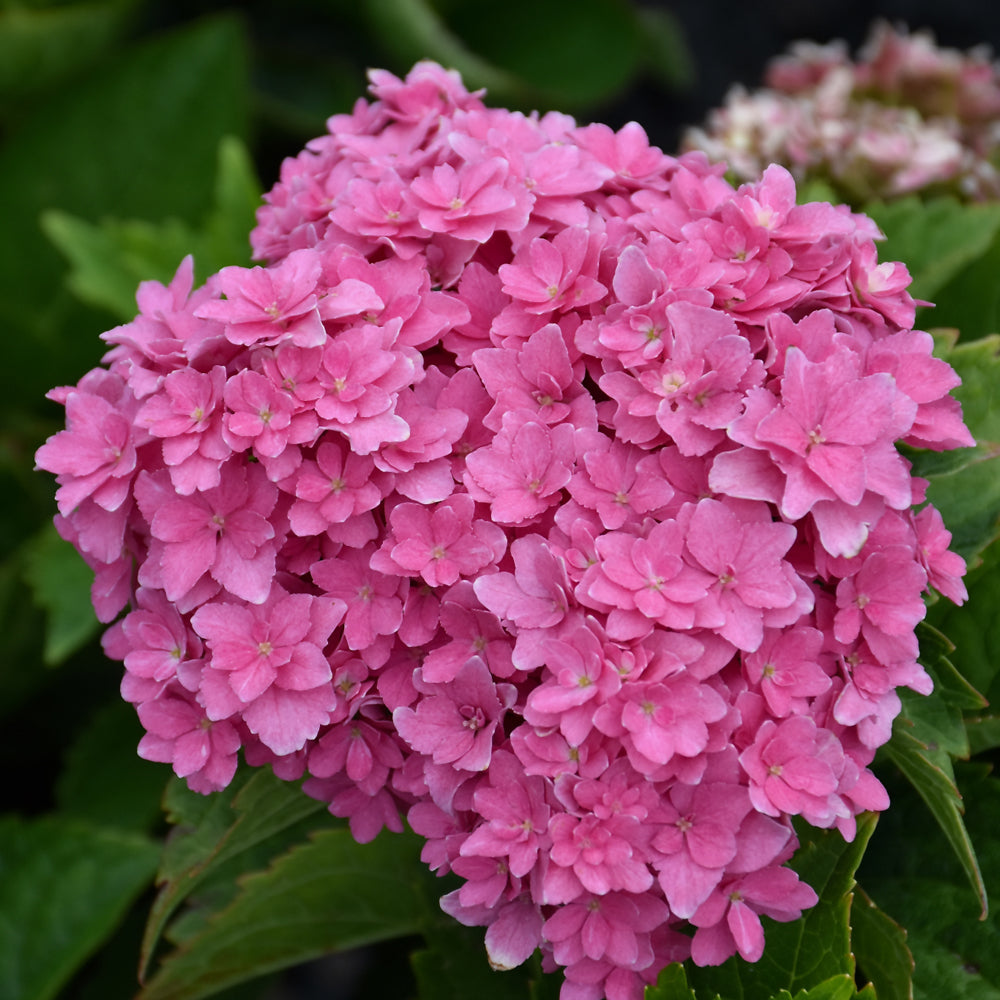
[37,62,973,1000]
[685,21,1000,203]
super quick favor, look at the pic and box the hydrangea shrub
[36,61,974,1000]
[685,21,1000,203]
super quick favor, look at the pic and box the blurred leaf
[686,816,876,1000]
[850,888,913,1000]
[138,827,427,1000]
[636,6,694,93]
[363,0,519,97]
[442,0,642,109]
[22,521,100,666]
[201,135,262,269]
[43,135,261,322]
[55,698,166,833]
[865,198,1000,306]
[0,815,159,1000]
[366,0,642,110]
[798,179,841,206]
[0,0,138,106]
[908,934,1000,1000]
[880,730,986,919]
[0,13,249,410]
[140,768,327,979]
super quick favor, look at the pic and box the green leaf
[647,962,701,1000]
[865,198,1000,306]
[927,234,1000,342]
[0,815,159,1000]
[686,815,877,1000]
[850,888,913,1000]
[788,976,861,1000]
[140,769,328,979]
[917,622,988,713]
[21,522,100,665]
[55,698,167,833]
[138,827,427,1000]
[200,135,262,270]
[43,135,262,322]
[966,715,1000,756]
[925,457,1000,566]
[880,730,987,918]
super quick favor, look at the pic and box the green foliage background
[1,3,998,999]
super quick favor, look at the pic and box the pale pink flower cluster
[37,62,973,1000]
[685,21,1000,202]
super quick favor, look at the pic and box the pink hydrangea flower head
[36,57,974,999]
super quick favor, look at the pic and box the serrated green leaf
[917,622,988,713]
[55,698,166,833]
[140,769,327,979]
[851,889,913,1000]
[865,198,1000,305]
[138,827,427,1000]
[789,975,859,1000]
[0,815,159,1000]
[686,816,877,1000]
[880,730,986,918]
[21,521,100,665]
